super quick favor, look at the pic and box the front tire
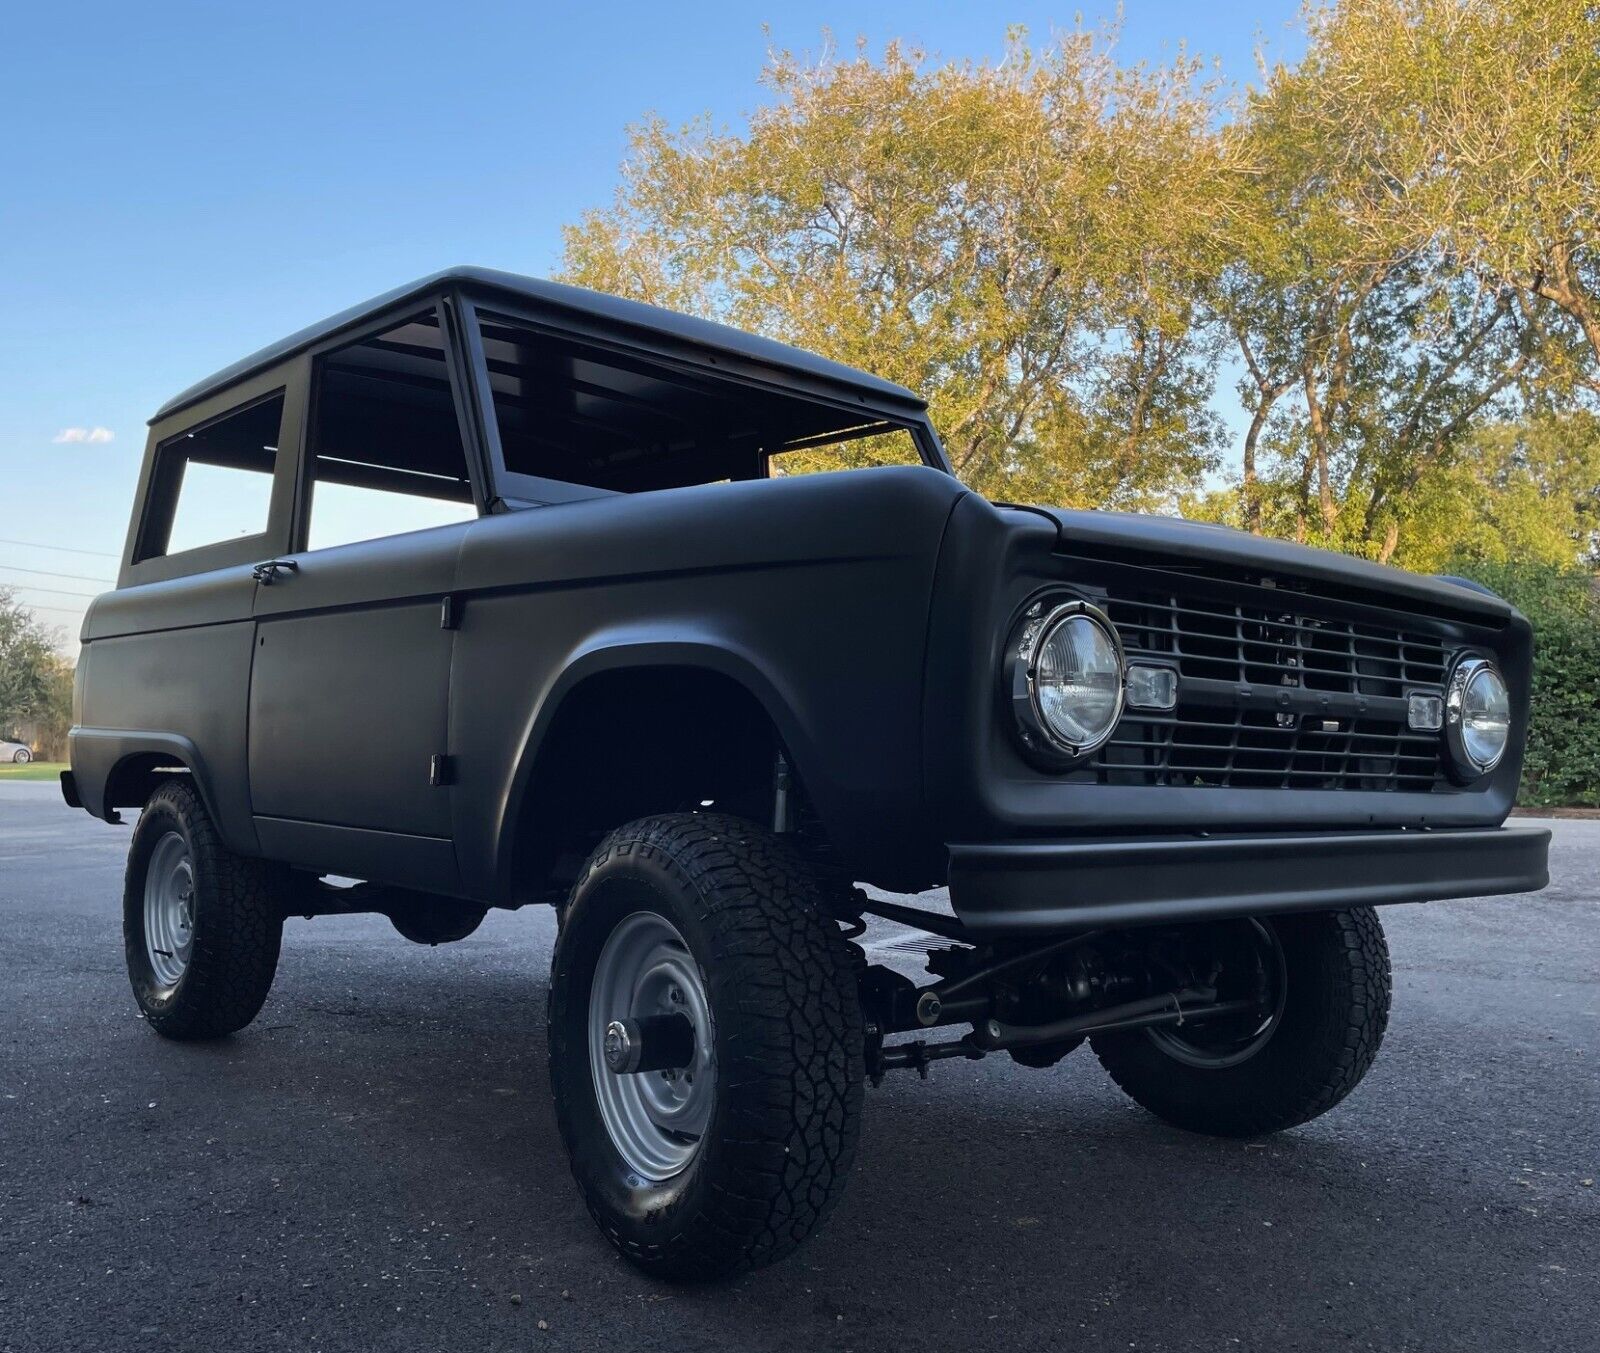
[1091,909,1391,1137]
[548,813,864,1281]
[123,780,285,1040]
[13,748,30,764]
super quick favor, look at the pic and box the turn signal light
[1126,664,1179,711]
[1407,693,1444,732]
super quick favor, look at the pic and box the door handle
[251,559,299,586]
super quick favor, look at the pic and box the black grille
[1088,583,1453,793]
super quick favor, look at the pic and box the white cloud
[52,426,115,444]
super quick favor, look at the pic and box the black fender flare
[68,727,257,854]
[489,635,820,896]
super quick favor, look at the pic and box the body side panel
[71,615,260,852]
[449,466,966,901]
[253,817,461,894]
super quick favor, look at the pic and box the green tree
[1392,412,1600,571]
[1215,5,1543,562]
[561,6,1599,581]
[562,29,1241,509]
[0,588,65,737]
[1287,0,1600,391]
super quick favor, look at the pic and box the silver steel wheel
[13,748,30,764]
[143,831,196,992]
[588,911,715,1182]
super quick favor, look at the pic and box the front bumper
[947,825,1551,935]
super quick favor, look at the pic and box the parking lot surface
[3,781,1596,1352]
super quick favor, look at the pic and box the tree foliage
[562,4,1600,575]
[0,587,71,751]
[563,30,1240,508]
[561,4,1600,801]
[1293,0,1600,392]
[1210,0,1571,561]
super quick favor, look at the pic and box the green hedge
[1450,562,1600,808]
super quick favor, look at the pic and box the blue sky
[0,0,1303,643]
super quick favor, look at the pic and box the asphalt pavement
[2,780,1596,1352]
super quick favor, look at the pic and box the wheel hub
[143,831,196,992]
[588,912,715,1182]
[1145,917,1287,1068]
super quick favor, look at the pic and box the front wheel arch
[498,650,821,900]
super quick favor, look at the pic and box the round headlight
[1445,656,1510,778]
[1009,600,1125,759]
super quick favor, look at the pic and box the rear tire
[548,813,864,1281]
[13,748,30,764]
[1091,909,1391,1137]
[123,780,285,1040]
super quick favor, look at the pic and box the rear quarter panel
[72,568,260,851]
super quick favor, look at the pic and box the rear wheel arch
[104,738,239,829]
[105,749,198,809]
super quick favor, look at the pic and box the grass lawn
[0,761,66,781]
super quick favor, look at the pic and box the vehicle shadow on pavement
[18,894,1594,1353]
[134,951,1575,1353]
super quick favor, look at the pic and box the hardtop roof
[151,266,924,424]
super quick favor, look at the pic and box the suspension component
[969,987,1262,1051]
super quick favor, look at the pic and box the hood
[1003,503,1516,625]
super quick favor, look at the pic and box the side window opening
[478,313,926,497]
[305,312,477,551]
[765,425,923,478]
[138,393,285,560]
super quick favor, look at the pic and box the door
[248,527,463,838]
[247,306,482,884]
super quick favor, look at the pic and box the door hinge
[429,754,456,787]
[440,593,461,630]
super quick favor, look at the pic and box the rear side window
[138,394,285,560]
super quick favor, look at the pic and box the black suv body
[67,268,1549,1279]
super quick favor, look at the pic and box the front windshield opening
[476,311,930,498]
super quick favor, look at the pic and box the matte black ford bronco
[68,267,1550,1279]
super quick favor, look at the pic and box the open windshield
[477,312,930,500]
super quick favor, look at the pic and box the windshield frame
[453,289,950,508]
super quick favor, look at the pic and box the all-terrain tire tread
[1092,908,1391,1137]
[551,813,864,1280]
[124,780,283,1040]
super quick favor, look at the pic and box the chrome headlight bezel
[1006,598,1126,762]
[1443,654,1511,782]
